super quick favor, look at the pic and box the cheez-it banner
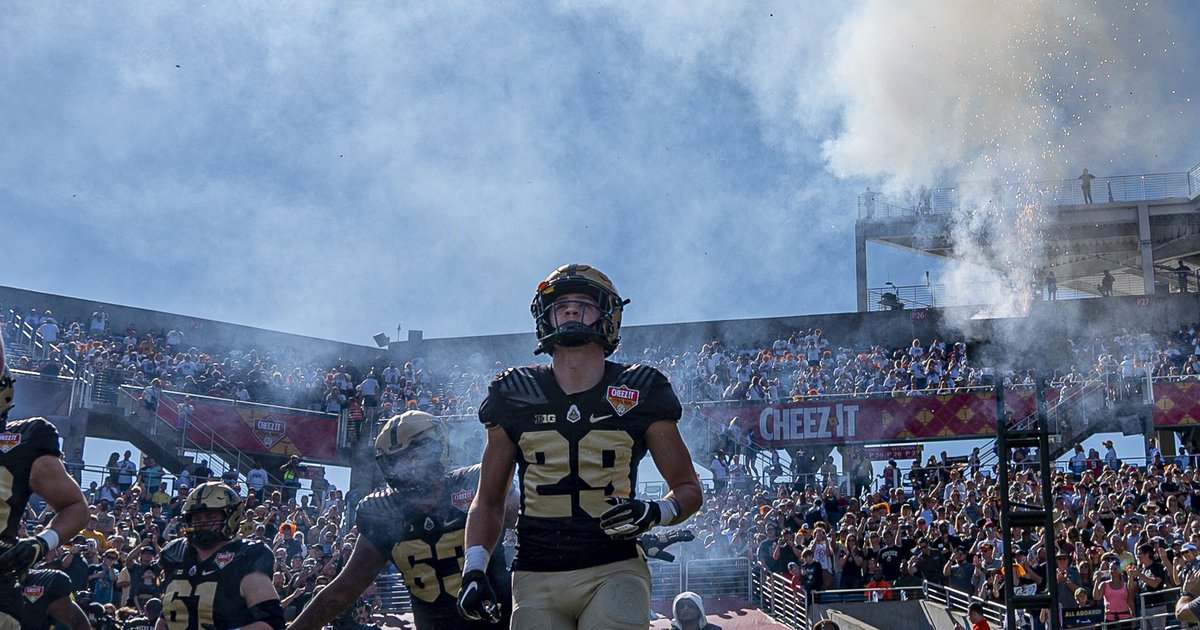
[697,389,1051,447]
[1152,381,1200,427]
[156,394,338,460]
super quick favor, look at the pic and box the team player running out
[459,263,703,629]
[0,337,89,630]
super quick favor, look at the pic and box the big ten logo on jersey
[391,533,466,602]
[518,430,633,518]
[162,580,218,628]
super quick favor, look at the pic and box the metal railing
[116,385,261,487]
[3,308,81,375]
[867,268,1196,312]
[924,581,1007,626]
[372,571,412,614]
[858,164,1200,220]
[753,567,809,630]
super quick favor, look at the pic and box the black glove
[639,533,676,562]
[0,536,49,575]
[600,497,662,540]
[457,569,501,624]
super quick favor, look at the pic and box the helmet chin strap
[536,322,603,355]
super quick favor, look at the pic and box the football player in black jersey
[19,568,89,630]
[0,338,89,630]
[157,481,282,630]
[289,410,515,630]
[461,263,703,629]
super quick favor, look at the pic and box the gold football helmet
[181,482,244,547]
[374,410,449,491]
[531,263,627,356]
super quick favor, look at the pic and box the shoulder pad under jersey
[357,488,409,522]
[612,364,667,390]
[491,366,549,406]
[6,417,62,457]
[160,537,189,565]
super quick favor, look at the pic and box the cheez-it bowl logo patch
[0,432,20,453]
[23,584,44,603]
[215,551,235,569]
[451,488,476,512]
[607,385,640,416]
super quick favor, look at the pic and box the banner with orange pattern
[699,389,1050,447]
[156,394,339,460]
[1151,381,1200,427]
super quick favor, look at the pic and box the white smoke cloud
[588,0,1198,321]
[1,1,1195,345]
[820,0,1199,186]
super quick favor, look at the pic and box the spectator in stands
[881,460,902,491]
[799,547,831,594]
[838,532,867,589]
[669,591,722,630]
[142,378,161,411]
[246,458,269,501]
[1100,270,1115,297]
[1102,440,1119,469]
[1093,555,1136,623]
[35,316,59,359]
[115,450,137,492]
[710,451,728,494]
[864,563,894,601]
[65,447,85,483]
[1131,542,1170,593]
[193,459,213,483]
[280,455,304,502]
[954,602,991,630]
[89,306,109,333]
[165,327,184,351]
[772,529,800,571]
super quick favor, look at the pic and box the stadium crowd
[10,299,1200,423]
[677,437,1200,627]
[12,298,1200,627]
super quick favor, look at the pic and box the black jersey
[356,464,510,630]
[479,361,682,572]
[158,537,275,630]
[19,569,73,630]
[0,417,62,619]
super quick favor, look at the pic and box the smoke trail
[818,0,1198,320]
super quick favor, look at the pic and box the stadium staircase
[77,370,282,487]
[3,309,80,375]
[975,378,1152,472]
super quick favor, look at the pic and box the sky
[3,1,1199,347]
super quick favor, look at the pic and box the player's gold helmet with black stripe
[375,410,449,492]
[0,338,14,429]
[531,263,628,356]
[181,482,244,547]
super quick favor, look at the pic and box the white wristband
[463,545,490,574]
[656,498,679,526]
[37,529,60,550]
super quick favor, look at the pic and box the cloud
[2,1,1195,346]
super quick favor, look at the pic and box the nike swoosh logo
[589,414,613,423]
